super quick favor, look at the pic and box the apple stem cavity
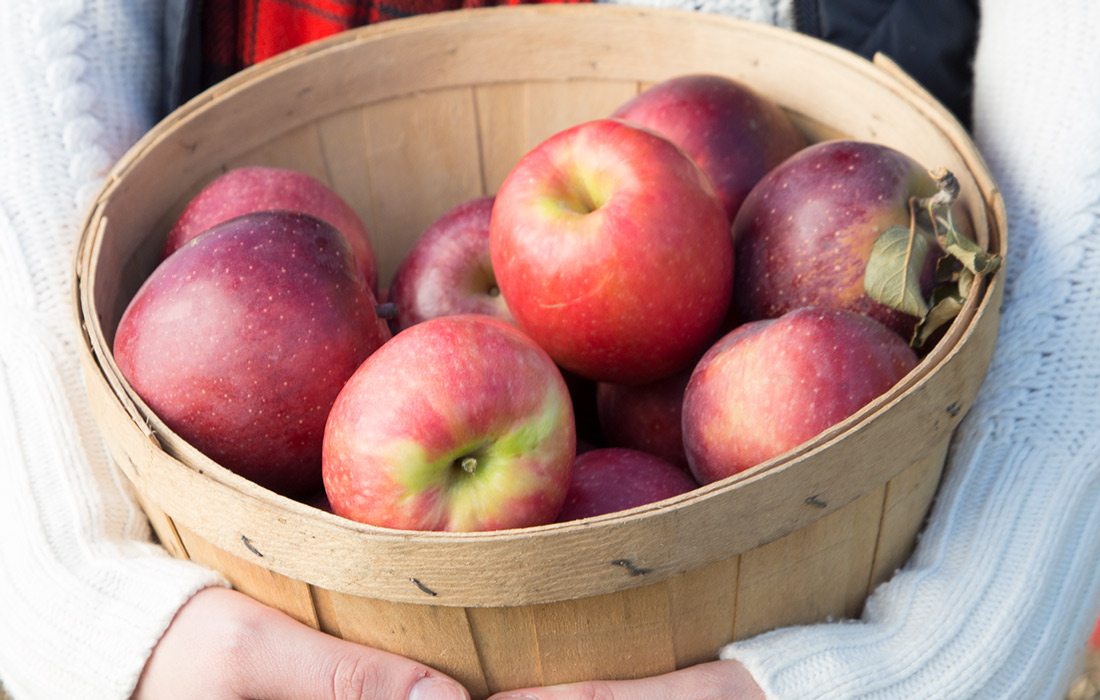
[864,167,1003,351]
[487,285,500,298]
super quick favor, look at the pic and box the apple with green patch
[322,315,576,531]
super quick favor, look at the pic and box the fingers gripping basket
[74,6,1006,697]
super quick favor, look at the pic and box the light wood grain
[175,523,321,629]
[734,484,885,639]
[71,5,1008,687]
[311,588,490,696]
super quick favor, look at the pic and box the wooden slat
[133,492,189,561]
[666,556,740,667]
[174,523,320,629]
[524,80,640,149]
[360,87,484,288]
[867,439,951,592]
[475,80,641,195]
[465,605,544,692]
[223,122,332,185]
[529,583,677,685]
[317,109,377,254]
[310,589,490,697]
[474,83,530,195]
[733,484,886,639]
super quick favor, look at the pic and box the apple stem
[460,456,478,474]
[916,167,961,213]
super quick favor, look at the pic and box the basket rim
[73,5,1008,604]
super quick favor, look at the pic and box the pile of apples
[114,74,994,532]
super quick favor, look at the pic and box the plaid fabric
[201,0,588,85]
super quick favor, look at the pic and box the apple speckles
[114,212,389,497]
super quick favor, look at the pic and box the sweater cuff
[0,548,226,699]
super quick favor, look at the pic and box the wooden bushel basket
[74,6,1006,697]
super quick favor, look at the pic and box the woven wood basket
[74,6,1006,696]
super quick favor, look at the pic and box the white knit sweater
[0,1,1097,698]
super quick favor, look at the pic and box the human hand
[135,587,469,699]
[485,660,764,699]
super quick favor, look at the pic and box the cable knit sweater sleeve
[723,1,1100,697]
[0,2,225,698]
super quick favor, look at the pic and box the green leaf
[864,225,932,318]
[935,214,1001,275]
[912,291,965,348]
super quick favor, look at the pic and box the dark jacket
[794,0,978,127]
[162,0,977,127]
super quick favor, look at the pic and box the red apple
[114,211,391,496]
[164,166,379,292]
[556,448,697,522]
[490,118,733,384]
[732,140,939,337]
[1091,614,1100,649]
[597,370,691,471]
[388,196,511,330]
[683,307,917,484]
[612,74,805,223]
[323,315,576,531]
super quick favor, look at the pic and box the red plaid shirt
[202,0,588,85]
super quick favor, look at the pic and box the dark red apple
[115,211,390,496]
[323,315,576,531]
[165,166,379,292]
[490,118,733,384]
[388,196,511,330]
[683,307,917,484]
[732,140,940,337]
[597,370,691,471]
[613,73,805,223]
[556,448,697,522]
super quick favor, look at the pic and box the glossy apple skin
[683,307,918,484]
[164,166,379,292]
[732,140,939,337]
[613,74,805,223]
[115,212,391,496]
[597,370,692,471]
[491,118,733,384]
[389,196,511,330]
[556,448,697,522]
[323,315,576,531]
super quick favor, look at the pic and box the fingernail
[490,694,539,700]
[408,676,467,700]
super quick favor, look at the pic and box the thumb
[236,594,469,700]
[138,587,468,700]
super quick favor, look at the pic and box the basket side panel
[867,437,950,591]
[317,109,376,254]
[174,523,321,629]
[666,556,740,667]
[224,121,332,184]
[357,88,484,288]
[474,79,640,197]
[527,583,677,685]
[310,588,490,697]
[463,605,543,691]
[733,483,886,640]
[132,491,189,561]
